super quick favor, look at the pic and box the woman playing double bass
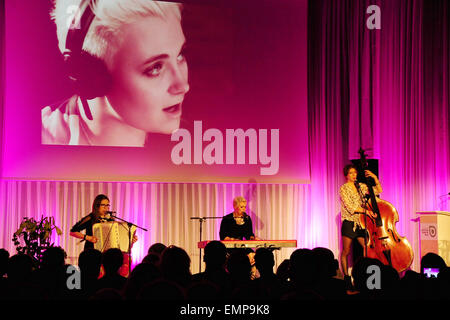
[339,164,382,281]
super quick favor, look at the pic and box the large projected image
[41,0,188,146]
[3,0,309,183]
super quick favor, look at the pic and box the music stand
[190,216,223,273]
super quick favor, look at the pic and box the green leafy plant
[12,216,63,268]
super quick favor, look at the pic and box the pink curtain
[0,0,5,177]
[308,0,450,270]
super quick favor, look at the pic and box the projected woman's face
[107,12,189,134]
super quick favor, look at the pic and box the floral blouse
[339,183,380,230]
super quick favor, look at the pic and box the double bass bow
[355,148,413,273]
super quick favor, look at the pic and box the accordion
[92,221,136,252]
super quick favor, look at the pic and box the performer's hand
[87,235,98,243]
[132,235,138,244]
[365,170,378,180]
[248,252,256,266]
[368,210,378,219]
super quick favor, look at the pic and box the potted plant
[12,216,63,268]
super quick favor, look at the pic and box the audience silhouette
[142,242,167,266]
[96,248,127,292]
[252,248,288,299]
[159,245,192,289]
[191,240,232,298]
[0,244,448,301]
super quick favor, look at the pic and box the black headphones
[63,0,112,119]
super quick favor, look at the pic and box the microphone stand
[190,216,223,273]
[109,213,148,276]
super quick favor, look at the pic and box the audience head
[0,248,10,277]
[160,245,191,287]
[148,243,167,256]
[102,248,124,275]
[142,252,161,265]
[8,254,34,282]
[123,262,161,300]
[289,249,318,288]
[203,240,227,269]
[254,248,275,275]
[276,259,290,283]
[78,248,102,279]
[41,246,67,270]
[420,252,447,276]
[312,247,338,278]
[143,243,167,266]
[226,250,252,282]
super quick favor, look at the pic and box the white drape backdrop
[0,180,313,273]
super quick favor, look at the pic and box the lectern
[416,211,450,266]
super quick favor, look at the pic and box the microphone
[354,181,360,190]
[104,211,116,221]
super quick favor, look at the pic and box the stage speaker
[350,159,379,186]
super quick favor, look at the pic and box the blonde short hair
[233,196,247,208]
[51,0,182,66]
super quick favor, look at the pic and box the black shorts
[341,220,367,239]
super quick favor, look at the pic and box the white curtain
[0,179,313,273]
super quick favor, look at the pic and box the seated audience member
[137,279,186,300]
[32,246,68,300]
[192,240,231,297]
[73,249,102,299]
[311,247,346,300]
[142,243,166,266]
[0,249,10,298]
[122,262,161,300]
[159,245,192,289]
[253,248,288,299]
[7,254,46,300]
[420,252,447,277]
[282,249,322,300]
[96,248,127,292]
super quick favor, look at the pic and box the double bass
[355,149,413,273]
